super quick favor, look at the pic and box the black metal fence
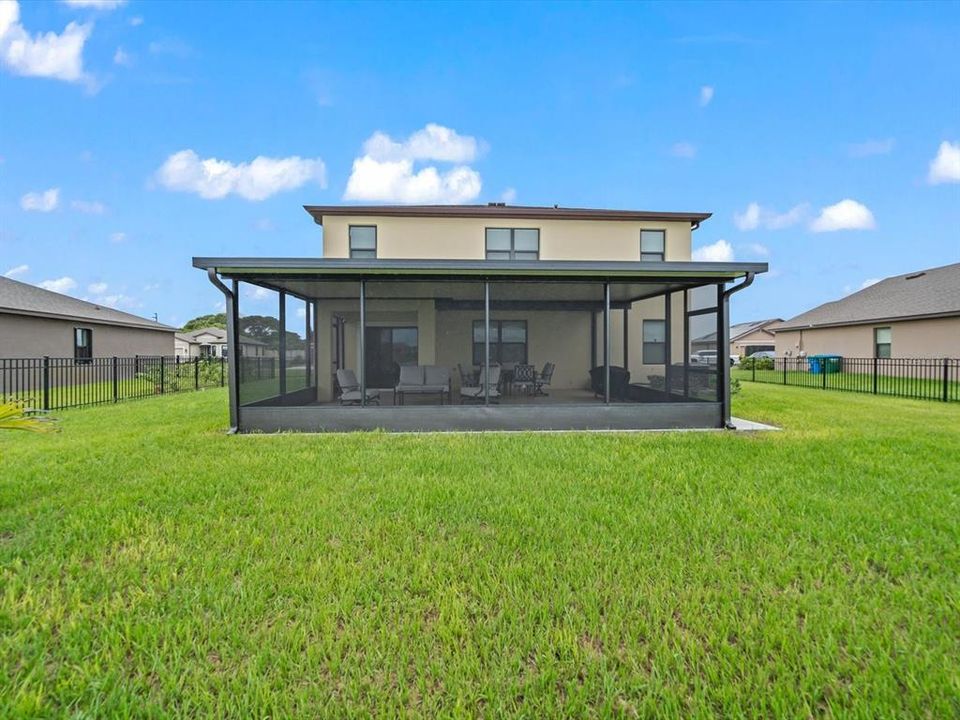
[736,357,960,402]
[0,356,229,411]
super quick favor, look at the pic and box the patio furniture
[589,366,631,400]
[457,363,478,388]
[336,369,381,405]
[511,363,536,395]
[394,365,452,405]
[460,365,501,403]
[534,362,555,396]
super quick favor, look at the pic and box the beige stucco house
[175,327,272,359]
[195,203,766,432]
[773,263,960,359]
[729,318,781,357]
[0,276,174,359]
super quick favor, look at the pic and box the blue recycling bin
[808,355,842,374]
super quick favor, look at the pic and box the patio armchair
[511,363,536,395]
[534,362,555,396]
[336,369,380,405]
[460,365,501,403]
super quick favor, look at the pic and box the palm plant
[0,401,58,433]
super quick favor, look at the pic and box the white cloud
[848,138,894,157]
[20,187,59,212]
[692,239,734,262]
[670,142,696,159]
[148,37,191,58]
[109,231,126,243]
[71,199,106,214]
[88,281,108,294]
[745,242,769,257]
[343,124,484,204]
[38,276,76,294]
[699,85,714,107]
[859,277,880,290]
[156,149,326,201]
[363,123,481,163]
[295,307,306,319]
[733,201,808,231]
[927,141,960,185]
[245,286,273,301]
[810,199,876,232]
[62,0,126,8]
[113,46,131,66]
[344,156,481,204]
[143,282,160,291]
[0,1,93,85]
[128,16,142,26]
[3,263,28,278]
[500,187,517,203]
[254,217,275,231]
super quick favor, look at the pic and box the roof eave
[772,310,960,332]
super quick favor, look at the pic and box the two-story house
[194,204,766,432]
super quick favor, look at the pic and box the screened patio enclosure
[195,258,765,432]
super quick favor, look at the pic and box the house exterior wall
[0,311,174,358]
[730,327,776,357]
[321,215,693,262]
[774,316,960,358]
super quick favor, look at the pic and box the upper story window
[349,225,377,258]
[74,327,92,363]
[485,228,539,261]
[874,327,892,358]
[640,229,666,261]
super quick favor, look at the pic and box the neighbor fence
[0,355,255,411]
[736,357,960,403]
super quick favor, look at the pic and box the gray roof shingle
[0,276,174,332]
[773,262,960,331]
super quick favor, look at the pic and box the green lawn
[1,386,958,717]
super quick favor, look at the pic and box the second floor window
[349,225,377,258]
[640,230,665,261]
[485,228,539,261]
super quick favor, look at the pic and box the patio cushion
[397,365,424,386]
[340,388,380,402]
[423,365,450,388]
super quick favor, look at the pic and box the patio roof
[193,257,766,281]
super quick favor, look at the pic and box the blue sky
[1,0,958,327]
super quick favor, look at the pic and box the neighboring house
[174,327,273,359]
[0,276,174,359]
[194,203,767,432]
[772,262,960,358]
[729,318,781,357]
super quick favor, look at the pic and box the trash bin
[808,354,843,373]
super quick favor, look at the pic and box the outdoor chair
[394,365,452,405]
[460,365,501,403]
[511,363,536,395]
[534,362,555,396]
[336,368,380,405]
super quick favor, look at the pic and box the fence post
[822,361,827,390]
[135,354,139,375]
[944,358,950,403]
[220,356,225,387]
[782,359,787,386]
[42,356,50,411]
[160,356,165,395]
[752,361,756,382]
[873,357,878,395]
[112,356,119,402]
[195,357,200,390]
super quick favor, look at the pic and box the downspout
[206,268,240,433]
[720,272,755,429]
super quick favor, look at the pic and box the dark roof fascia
[773,310,960,332]
[193,257,766,281]
[0,306,176,332]
[303,204,712,226]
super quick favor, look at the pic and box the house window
[349,225,377,258]
[642,319,666,364]
[485,228,539,261]
[874,327,892,358]
[472,320,527,365]
[74,327,93,363]
[640,230,665,261]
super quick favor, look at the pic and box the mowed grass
[1,386,958,717]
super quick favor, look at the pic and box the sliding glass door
[364,326,418,388]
